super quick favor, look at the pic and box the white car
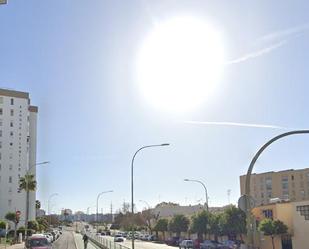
[44,234,53,243]
[179,240,194,249]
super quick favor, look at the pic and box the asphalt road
[102,236,175,249]
[52,231,77,249]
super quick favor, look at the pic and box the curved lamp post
[245,130,309,248]
[184,179,209,211]
[131,143,170,249]
[96,190,113,225]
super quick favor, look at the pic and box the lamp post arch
[245,130,309,248]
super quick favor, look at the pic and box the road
[52,231,77,249]
[102,236,175,249]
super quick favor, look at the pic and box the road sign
[0,0,7,4]
[238,195,255,212]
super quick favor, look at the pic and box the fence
[86,232,131,249]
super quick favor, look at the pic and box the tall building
[0,88,38,225]
[240,168,309,206]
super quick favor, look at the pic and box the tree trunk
[271,236,275,249]
[25,189,30,238]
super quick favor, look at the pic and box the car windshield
[29,238,48,246]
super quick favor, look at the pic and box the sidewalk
[0,243,24,249]
[74,233,98,249]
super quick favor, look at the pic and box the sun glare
[136,16,225,113]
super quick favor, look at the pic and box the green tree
[154,218,168,240]
[0,220,6,229]
[5,212,18,240]
[191,210,211,239]
[28,220,39,232]
[19,174,37,234]
[258,219,288,249]
[222,205,246,240]
[36,217,49,231]
[168,214,190,237]
[209,213,224,242]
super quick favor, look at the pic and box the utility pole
[227,189,231,204]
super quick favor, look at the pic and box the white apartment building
[0,88,38,225]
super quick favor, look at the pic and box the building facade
[252,200,309,249]
[240,168,309,206]
[0,88,38,225]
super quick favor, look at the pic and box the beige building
[240,168,309,206]
[252,200,309,249]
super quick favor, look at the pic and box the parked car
[165,237,181,246]
[200,240,218,249]
[43,233,53,243]
[218,240,237,249]
[147,235,157,241]
[179,240,194,249]
[25,236,52,249]
[114,235,125,242]
[193,239,203,249]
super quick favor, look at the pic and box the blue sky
[1,0,309,214]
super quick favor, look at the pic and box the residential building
[151,202,227,218]
[240,168,309,206]
[252,200,309,249]
[0,88,38,225]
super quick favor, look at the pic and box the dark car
[25,236,51,249]
[165,237,181,246]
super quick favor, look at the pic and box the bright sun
[136,16,225,112]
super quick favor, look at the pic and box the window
[291,175,294,180]
[10,121,13,127]
[0,130,2,137]
[8,200,12,207]
[266,176,272,190]
[0,108,2,115]
[282,176,289,190]
[9,164,12,170]
[300,190,305,199]
[8,176,12,183]
[10,109,14,116]
[0,97,3,104]
[263,209,273,219]
[0,141,2,149]
[9,142,13,146]
[267,191,272,198]
[10,98,14,105]
[10,131,13,137]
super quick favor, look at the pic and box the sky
[1,0,309,214]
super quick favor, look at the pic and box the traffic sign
[238,195,255,212]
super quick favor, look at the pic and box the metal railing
[86,232,130,249]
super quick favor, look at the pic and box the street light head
[161,143,170,146]
[184,179,190,181]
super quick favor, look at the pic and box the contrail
[227,23,309,64]
[182,121,289,130]
[227,41,286,64]
[260,23,309,42]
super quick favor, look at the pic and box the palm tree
[19,174,37,236]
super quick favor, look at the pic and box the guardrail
[86,233,131,249]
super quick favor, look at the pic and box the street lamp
[184,179,209,211]
[48,193,59,226]
[139,200,151,210]
[131,143,169,249]
[244,130,309,248]
[24,161,50,237]
[96,191,113,226]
